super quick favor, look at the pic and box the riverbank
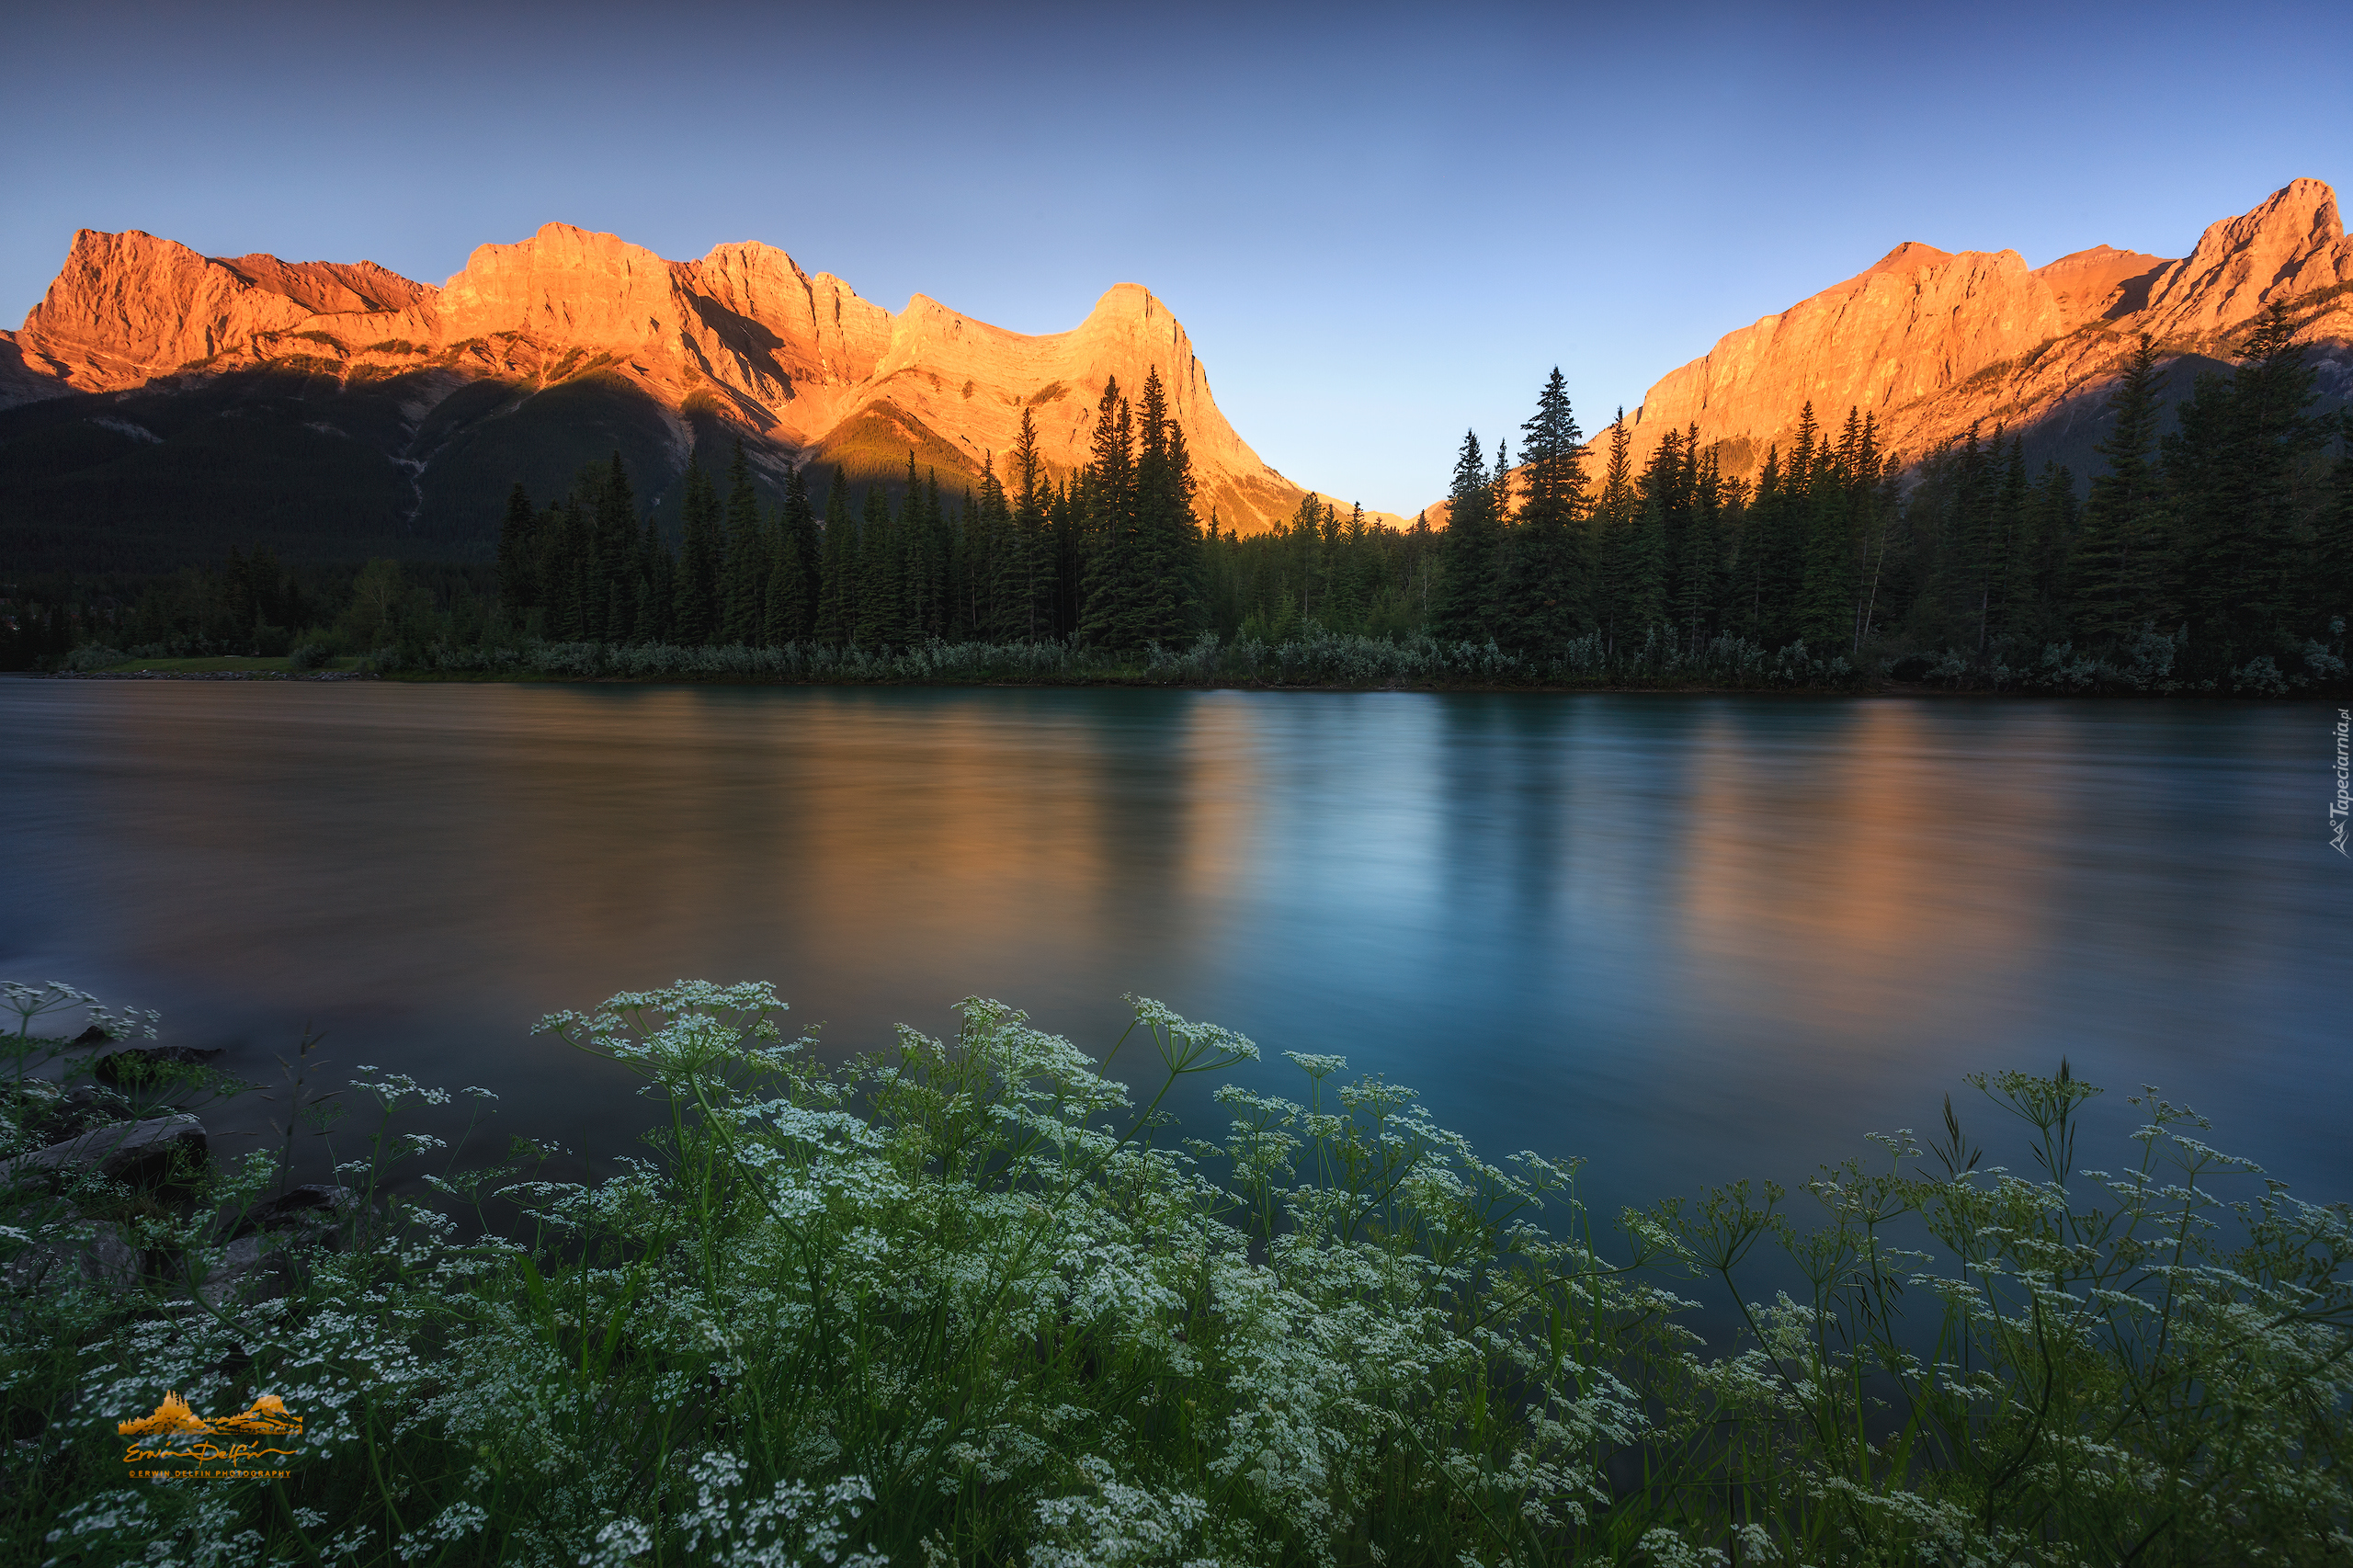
[40,629,2345,695]
[5,982,2346,1567]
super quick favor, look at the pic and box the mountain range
[5,178,2348,574]
[1459,177,2353,516]
[0,225,1336,571]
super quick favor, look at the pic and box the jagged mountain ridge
[1427,178,2353,520]
[0,223,1331,569]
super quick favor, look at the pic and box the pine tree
[1738,446,1794,643]
[1932,423,1998,651]
[1010,409,1050,640]
[495,483,539,626]
[719,439,770,645]
[597,453,640,643]
[2069,335,2168,646]
[763,463,817,645]
[1677,445,1726,645]
[673,464,723,645]
[1501,369,1588,655]
[1847,416,1896,649]
[1591,412,1638,646]
[1431,433,1500,642]
[855,482,901,647]
[638,507,674,645]
[1794,437,1857,650]
[1051,480,1085,640]
[969,455,1013,638]
[895,454,931,640]
[2003,461,2076,644]
[2166,303,2327,669]
[1607,427,1683,645]
[813,471,855,646]
[1126,367,1198,647]
[1620,466,1669,639]
[1077,377,1142,648]
[920,466,950,638]
[2312,412,2353,636]
[549,494,592,642]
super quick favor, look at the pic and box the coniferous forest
[14,310,2351,693]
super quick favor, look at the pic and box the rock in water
[0,1114,209,1190]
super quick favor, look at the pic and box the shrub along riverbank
[5,981,2348,1566]
[53,625,2353,694]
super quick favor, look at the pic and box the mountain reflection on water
[4,681,2343,1215]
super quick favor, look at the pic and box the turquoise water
[4,680,2345,1214]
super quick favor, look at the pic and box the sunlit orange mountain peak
[1424,176,2353,519]
[0,222,1337,540]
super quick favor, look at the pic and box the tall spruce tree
[1749,416,1813,649]
[2312,411,2353,636]
[1430,433,1500,642]
[597,454,640,643]
[546,494,590,642]
[1794,437,1857,649]
[719,439,770,645]
[1128,367,1199,646]
[638,507,674,645]
[2069,335,2168,646]
[1677,444,1727,645]
[2002,461,2076,644]
[1009,411,1051,640]
[2165,303,2326,669]
[763,462,818,645]
[674,464,723,645]
[1501,369,1588,655]
[1076,378,1142,649]
[1618,437,1671,641]
[495,483,539,627]
[1592,412,1639,646]
[972,455,1017,639]
[855,482,901,647]
[813,471,855,646]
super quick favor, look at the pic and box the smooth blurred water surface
[3,680,2345,1215]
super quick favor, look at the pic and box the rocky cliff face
[1,222,1313,536]
[1615,177,2353,489]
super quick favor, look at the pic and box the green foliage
[5,981,2345,1566]
[404,627,1860,689]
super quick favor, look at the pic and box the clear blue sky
[5,0,2347,514]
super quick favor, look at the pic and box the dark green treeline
[494,369,1213,654]
[484,305,2353,684]
[1392,306,2350,681]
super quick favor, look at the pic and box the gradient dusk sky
[5,0,2347,515]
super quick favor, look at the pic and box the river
[5,680,2345,1218]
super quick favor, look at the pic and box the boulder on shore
[0,1114,209,1191]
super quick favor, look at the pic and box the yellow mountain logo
[211,1393,302,1435]
[118,1392,306,1479]
[118,1392,211,1437]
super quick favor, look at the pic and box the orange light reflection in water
[1677,701,2075,1042]
[1,683,2342,1218]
